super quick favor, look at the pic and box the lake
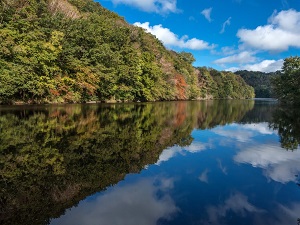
[1,100,300,225]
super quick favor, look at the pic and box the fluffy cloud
[213,51,257,65]
[241,123,276,135]
[220,17,231,34]
[156,142,208,165]
[201,7,212,22]
[111,0,178,14]
[212,123,276,143]
[234,144,300,183]
[51,178,178,225]
[134,22,215,50]
[226,59,284,72]
[237,9,300,52]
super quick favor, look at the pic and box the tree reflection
[0,100,254,225]
[269,106,300,150]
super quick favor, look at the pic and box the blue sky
[97,0,300,72]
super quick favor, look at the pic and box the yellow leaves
[12,44,27,54]
[42,30,64,56]
[61,76,76,86]
[50,30,64,49]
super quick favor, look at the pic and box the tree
[272,56,300,105]
[269,106,300,150]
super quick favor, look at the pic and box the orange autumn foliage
[174,74,187,100]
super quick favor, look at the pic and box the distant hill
[234,70,281,98]
[0,0,254,104]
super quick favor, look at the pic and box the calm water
[1,100,300,225]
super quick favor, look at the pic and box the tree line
[0,0,254,104]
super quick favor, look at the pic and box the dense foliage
[270,105,300,150]
[272,56,300,105]
[0,0,254,104]
[234,70,279,98]
[0,100,255,225]
[197,67,255,99]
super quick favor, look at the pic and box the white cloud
[156,142,208,165]
[220,17,231,34]
[221,46,237,55]
[214,51,257,65]
[234,144,300,183]
[242,123,276,135]
[207,193,264,224]
[199,169,210,183]
[226,59,284,72]
[213,125,254,143]
[212,123,276,143]
[157,146,182,165]
[201,7,212,22]
[51,178,178,225]
[237,9,300,52]
[111,0,178,14]
[134,22,215,50]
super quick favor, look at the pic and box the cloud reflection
[213,123,276,143]
[206,192,300,225]
[235,144,300,183]
[199,169,210,183]
[156,141,208,165]
[206,192,264,224]
[50,177,178,225]
[217,158,228,175]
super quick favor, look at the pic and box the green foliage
[272,56,300,105]
[234,70,279,98]
[197,67,255,99]
[269,105,300,150]
[0,0,254,103]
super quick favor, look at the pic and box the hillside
[234,70,281,98]
[0,0,254,104]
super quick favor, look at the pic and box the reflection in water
[198,169,210,183]
[212,122,276,143]
[156,141,209,165]
[206,192,264,225]
[1,100,300,225]
[270,106,300,150]
[0,100,254,225]
[51,177,178,225]
[206,193,300,225]
[234,144,300,183]
[217,158,228,175]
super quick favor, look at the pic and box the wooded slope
[0,0,254,103]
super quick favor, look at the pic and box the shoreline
[0,98,261,107]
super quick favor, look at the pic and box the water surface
[1,100,300,225]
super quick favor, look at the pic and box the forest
[0,0,254,104]
[234,70,279,98]
[271,56,300,105]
